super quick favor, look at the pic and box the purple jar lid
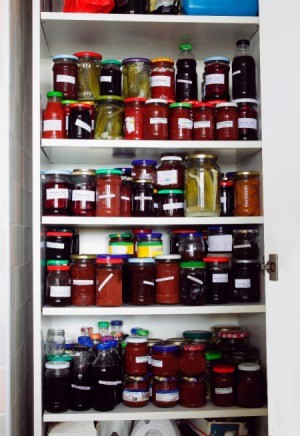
[122,57,151,65]
[152,344,179,353]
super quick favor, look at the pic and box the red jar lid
[182,343,206,352]
[69,103,93,109]
[206,99,227,107]
[46,232,73,237]
[96,258,123,264]
[203,257,230,263]
[47,265,70,271]
[151,57,174,65]
[213,364,235,374]
[171,229,197,234]
[125,97,147,103]
[220,179,234,187]
[193,102,214,108]
[218,330,249,339]
[132,228,152,235]
[74,51,102,59]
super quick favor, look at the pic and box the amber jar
[46,260,71,307]
[123,376,149,407]
[144,99,169,140]
[234,171,260,216]
[70,255,96,306]
[234,98,258,140]
[124,98,146,140]
[204,57,230,101]
[128,258,155,305]
[193,102,215,140]
[52,54,78,100]
[155,254,181,304]
[131,159,157,184]
[95,256,123,306]
[150,58,175,101]
[124,337,149,376]
[152,376,179,408]
[151,344,179,377]
[179,343,206,376]
[157,189,184,217]
[132,180,154,217]
[96,169,122,217]
[215,102,238,140]
[169,103,193,140]
[237,363,264,408]
[71,169,96,217]
[179,376,206,408]
[212,364,236,407]
[156,155,184,189]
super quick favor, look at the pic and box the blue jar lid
[111,320,123,326]
[137,233,162,239]
[131,159,157,166]
[101,339,118,347]
[204,56,230,64]
[152,344,179,353]
[178,232,203,238]
[96,254,124,260]
[97,342,112,350]
[53,54,78,61]
[128,258,155,264]
[131,327,143,335]
[114,167,132,176]
[122,57,151,65]
[44,170,72,175]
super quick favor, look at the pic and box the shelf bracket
[263,254,278,281]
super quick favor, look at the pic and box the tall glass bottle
[69,345,92,411]
[92,343,116,411]
[232,39,256,99]
[176,44,198,102]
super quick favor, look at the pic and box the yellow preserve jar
[234,171,260,216]
[184,154,220,217]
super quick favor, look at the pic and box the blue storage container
[181,0,259,16]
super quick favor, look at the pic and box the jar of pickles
[234,171,260,216]
[122,58,151,99]
[94,96,124,140]
[150,58,175,101]
[71,169,96,216]
[74,51,102,101]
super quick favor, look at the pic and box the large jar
[124,97,146,140]
[46,260,71,307]
[157,189,184,217]
[169,103,193,140]
[96,256,123,306]
[232,229,259,260]
[68,103,92,139]
[232,260,261,303]
[70,255,96,306]
[132,180,154,217]
[131,159,157,184]
[204,56,230,101]
[96,169,122,216]
[123,376,149,407]
[124,337,149,376]
[99,59,122,96]
[176,44,198,102]
[152,376,179,408]
[128,258,155,305]
[215,102,239,140]
[45,361,70,413]
[92,343,116,411]
[179,376,206,408]
[203,257,231,304]
[71,169,96,216]
[45,230,73,260]
[94,96,124,139]
[150,58,175,101]
[74,51,102,101]
[70,345,92,411]
[156,155,184,189]
[61,99,78,138]
[178,232,206,261]
[184,154,220,217]
[234,171,260,216]
[155,254,181,304]
[234,98,258,140]
[144,99,169,140]
[212,364,236,407]
[193,102,215,140]
[43,170,72,216]
[52,54,78,100]
[122,58,151,98]
[151,344,179,377]
[237,363,264,408]
[180,261,207,306]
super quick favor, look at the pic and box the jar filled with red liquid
[237,363,264,408]
[43,91,65,139]
[124,337,149,376]
[155,254,181,304]
[152,376,179,408]
[150,58,175,101]
[169,103,193,140]
[193,102,215,140]
[46,260,71,307]
[179,343,206,376]
[124,98,146,140]
[234,171,260,216]
[128,258,155,305]
[43,170,72,216]
[212,364,236,407]
[151,344,179,377]
[156,155,184,189]
[144,99,169,140]
[131,159,157,184]
[96,169,122,216]
[95,256,123,306]
[62,99,77,137]
[52,54,78,100]
[179,376,206,408]
[71,255,96,306]
[68,103,92,139]
[71,169,96,216]
[123,375,149,407]
[204,57,230,102]
[234,98,258,140]
[215,102,238,140]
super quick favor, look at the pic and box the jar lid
[72,169,96,176]
[47,354,73,362]
[133,179,153,184]
[101,59,122,66]
[131,327,143,335]
[178,232,203,238]
[237,39,250,47]
[213,364,235,374]
[90,333,101,340]
[182,343,206,351]
[186,153,217,160]
[166,338,189,346]
[97,342,112,350]
[204,56,230,63]
[46,91,64,100]
[206,99,227,106]
[235,170,260,177]
[216,102,238,109]
[155,254,181,261]
[147,338,164,346]
[136,328,150,337]
[96,169,122,175]
[152,344,178,353]
[69,103,92,110]
[98,321,109,328]
[70,254,96,260]
[124,97,147,103]
[95,95,124,102]
[125,375,149,382]
[233,229,258,234]
[74,51,102,58]
[161,155,182,161]
[181,376,204,382]
[53,54,78,61]
[205,351,223,361]
[153,376,178,382]
[111,320,123,326]
[96,257,123,264]
[126,336,148,343]
[233,98,258,105]
[145,99,168,105]
[218,330,249,339]
[232,259,260,264]
[62,100,77,105]
[46,231,73,237]
[183,330,212,340]
[151,57,174,64]
[171,229,197,234]
[128,258,155,264]
[137,233,162,239]
[226,171,237,179]
[97,254,126,260]
[220,178,234,187]
[238,362,261,372]
[179,43,192,51]
[47,259,69,266]
[45,361,70,369]
[132,228,152,235]
[169,102,192,109]
[193,102,214,108]
[122,57,151,64]
[203,257,230,263]
[108,233,132,239]
[44,170,71,175]
[132,159,157,166]
[158,189,184,195]
[180,261,206,268]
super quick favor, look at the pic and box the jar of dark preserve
[70,255,96,306]
[204,56,230,101]
[232,260,261,302]
[155,254,181,304]
[132,180,154,217]
[237,363,264,408]
[71,169,96,216]
[179,376,206,408]
[96,169,122,217]
[220,177,235,216]
[203,257,231,304]
[179,343,206,376]
[205,351,223,401]
[151,344,179,377]
[212,364,236,407]
[46,231,73,260]
[193,102,215,140]
[131,159,157,184]
[150,58,175,101]
[124,98,146,140]
[100,59,122,96]
[43,170,72,216]
[215,102,239,140]
[158,189,184,217]
[152,376,179,408]
[156,155,184,189]
[180,261,207,306]
[207,226,232,257]
[128,258,155,305]
[46,260,71,307]
[234,98,258,140]
[178,232,206,261]
[169,103,193,140]
[68,103,92,139]
[52,54,78,100]
[169,229,197,254]
[49,227,79,256]
[124,337,149,376]
[45,361,70,413]
[232,229,259,259]
[117,168,132,217]
[70,345,92,411]
[123,376,149,407]
[144,99,169,140]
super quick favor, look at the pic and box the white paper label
[98,273,114,292]
[216,121,234,130]
[125,116,135,134]
[136,356,148,363]
[150,117,168,125]
[156,170,178,186]
[208,234,232,252]
[50,286,71,297]
[73,279,94,285]
[121,196,131,201]
[163,202,184,211]
[177,79,192,84]
[205,73,225,85]
[43,119,62,132]
[212,273,228,283]
[98,380,118,386]
[100,75,112,83]
[98,193,116,199]
[178,118,193,129]
[110,245,130,254]
[123,390,149,402]
[143,280,155,286]
[46,241,64,249]
[238,118,258,130]
[232,70,241,76]
[75,118,91,133]
[134,196,153,201]
[234,243,252,249]
[187,275,203,285]
[46,188,69,200]
[235,278,251,288]
[194,120,211,129]
[156,276,174,282]
[215,387,233,394]
[156,391,179,402]
[151,75,171,87]
[56,74,76,84]
[71,384,91,391]
[151,359,163,368]
[72,190,95,202]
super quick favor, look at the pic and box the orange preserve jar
[124,337,149,376]
[70,255,96,306]
[234,171,260,216]
[179,343,206,376]
[95,256,123,306]
[215,102,238,140]
[155,254,181,304]
[150,58,175,101]
[96,169,122,217]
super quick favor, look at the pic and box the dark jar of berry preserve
[237,362,264,408]
[232,260,261,302]
[157,189,184,217]
[46,231,73,261]
[43,170,72,216]
[71,169,96,216]
[204,56,230,101]
[45,361,70,413]
[234,98,258,140]
[180,261,207,306]
[52,54,78,100]
[179,376,206,408]
[70,345,92,411]
[100,59,122,96]
[46,260,71,307]
[70,255,96,306]
[212,364,236,407]
[232,229,259,260]
[68,103,92,139]
[128,258,155,305]
[203,257,231,304]
[132,180,154,217]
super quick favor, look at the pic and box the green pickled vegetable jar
[94,96,124,140]
[122,57,151,99]
[184,153,221,217]
[74,51,102,101]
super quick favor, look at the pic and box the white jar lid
[216,102,238,109]
[233,98,258,105]
[126,336,148,343]
[45,361,70,370]
[238,362,260,371]
[155,254,181,260]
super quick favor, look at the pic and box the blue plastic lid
[53,54,78,61]
[204,56,230,63]
[101,339,118,347]
[128,258,155,264]
[132,159,157,166]
[131,327,143,335]
[137,233,162,239]
[44,170,72,175]
[96,254,124,260]
[178,232,203,238]
[111,320,123,326]
[97,342,112,350]
[152,344,179,353]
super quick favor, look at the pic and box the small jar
[45,361,70,413]
[123,376,149,407]
[74,51,102,101]
[46,260,71,307]
[131,159,157,184]
[215,102,238,140]
[62,99,77,137]
[169,103,193,140]
[132,228,152,256]
[124,98,146,140]
[68,103,92,139]
[205,351,223,401]
[193,102,215,140]
[203,257,231,304]
[128,258,155,305]
[71,169,96,216]
[234,171,260,216]
[150,58,175,101]
[124,337,149,376]
[52,54,78,100]
[94,96,124,140]
[169,229,197,255]
[99,59,122,96]
[46,328,66,356]
[46,231,73,260]
[158,189,184,217]
[122,58,151,99]
[220,177,235,217]
[207,226,232,257]
[152,376,179,408]
[151,344,179,377]
[96,256,123,306]
[108,233,134,255]
[204,57,230,101]
[156,155,184,189]
[178,232,206,261]
[144,99,169,140]
[216,329,250,355]
[43,170,72,216]
[132,180,154,217]
[234,98,258,140]
[155,254,181,304]
[96,169,122,216]
[179,343,206,376]
[233,229,259,260]
[212,364,236,407]
[137,233,163,258]
[237,363,264,408]
[180,261,207,306]
[232,260,261,303]
[179,376,206,408]
[70,255,96,306]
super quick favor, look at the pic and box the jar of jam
[74,51,102,101]
[96,169,122,216]
[232,260,261,303]
[52,54,78,100]
[81,101,95,138]
[43,170,72,216]
[234,171,260,216]
[204,57,230,102]
[182,330,212,346]
[144,99,169,140]
[179,376,206,408]
[207,226,232,257]
[232,229,259,260]
[158,189,184,217]
[99,60,122,96]
[132,228,152,256]
[70,255,96,306]
[237,363,264,408]
[156,155,184,189]
[179,343,206,376]
[178,232,206,261]
[193,102,215,140]
[203,257,231,304]
[215,102,238,140]
[152,376,179,408]
[216,330,260,366]
[46,231,73,260]
[42,91,65,139]
[108,233,134,255]
[180,261,207,306]
[124,337,149,376]
[122,58,151,99]
[94,96,124,140]
[96,256,123,306]
[46,260,71,307]
[150,58,175,101]
[169,103,193,140]
[71,169,96,216]
[155,254,181,304]
[131,159,157,184]
[117,168,132,217]
[137,233,163,258]
[124,98,146,140]
[128,258,155,305]
[212,364,236,407]
[220,177,235,216]
[151,344,179,377]
[211,325,240,345]
[132,180,154,217]
[234,98,258,140]
[205,351,223,401]
[169,229,197,255]
[45,361,70,413]
[123,376,149,407]
[62,99,77,137]
[68,103,92,139]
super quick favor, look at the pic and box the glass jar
[48,227,79,256]
[122,58,151,98]
[124,97,146,140]
[68,103,92,139]
[234,171,260,216]
[96,169,122,216]
[131,159,157,184]
[46,260,71,307]
[71,169,96,216]
[74,51,102,101]
[124,337,149,376]
[176,44,198,102]
[234,98,258,140]
[151,344,179,377]
[203,257,231,304]
[144,99,169,140]
[132,228,152,256]
[132,180,154,217]
[99,60,122,96]
[169,103,193,140]
[70,255,96,306]
[232,260,261,303]
[205,351,223,401]
[237,363,264,408]
[180,261,207,306]
[157,189,184,217]
[179,376,206,408]
[155,254,181,304]
[94,96,124,139]
[119,169,132,217]
[156,155,184,189]
[108,233,134,255]
[137,233,163,258]
[232,39,257,100]
[169,229,197,255]
[81,101,95,138]
[204,57,230,101]
[70,345,92,411]
[123,376,149,407]
[211,325,240,346]
[182,330,212,346]
[192,102,215,140]
[220,177,235,217]
[215,102,239,140]
[62,99,77,137]
[207,226,232,256]
[233,229,259,260]
[46,328,66,356]
[52,54,78,100]
[43,170,72,216]
[212,364,236,407]
[179,343,206,376]
[178,232,206,261]
[42,91,65,139]
[96,256,123,306]
[46,231,73,260]
[152,376,179,408]
[150,58,175,100]
[216,330,260,366]
[45,361,70,413]
[92,343,116,411]
[128,258,155,305]
[184,154,220,217]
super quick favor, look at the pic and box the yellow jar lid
[186,153,217,160]
[151,57,174,65]
[235,171,260,177]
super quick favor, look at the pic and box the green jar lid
[205,351,223,361]
[98,321,110,328]
[96,169,123,175]
[109,233,132,239]
[95,95,124,102]
[138,241,162,246]
[169,102,192,109]
[47,91,63,98]
[47,354,73,362]
[180,261,206,268]
[121,341,127,349]
[183,330,212,340]
[62,100,77,105]
[180,43,192,51]
[158,189,184,195]
[47,260,69,266]
[136,328,150,337]
[101,59,122,66]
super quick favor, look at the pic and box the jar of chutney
[100,60,122,96]
[96,169,122,216]
[96,256,123,307]
[43,170,72,216]
[180,261,207,306]
[204,56,230,102]
[74,51,102,101]
[128,258,155,305]
[169,102,193,140]
[71,169,96,216]
[215,102,239,140]
[144,99,169,140]
[193,102,215,140]
[156,155,184,189]
[70,255,96,306]
[155,254,181,304]
[52,54,78,100]
[124,337,149,376]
